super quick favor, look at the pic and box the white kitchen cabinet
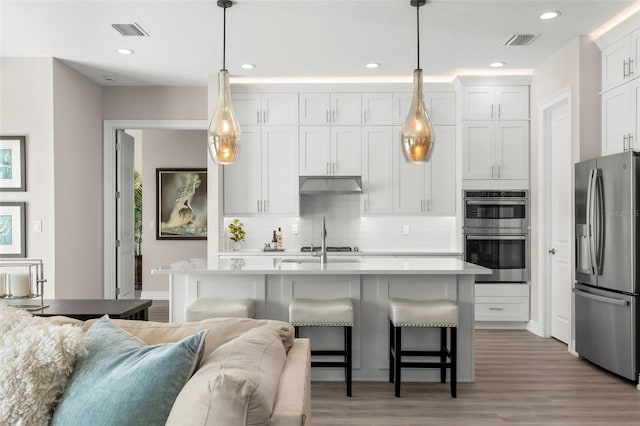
[475,284,529,322]
[601,78,640,155]
[361,126,394,214]
[224,126,299,215]
[462,121,529,180]
[460,86,529,121]
[601,28,640,93]
[232,93,298,126]
[392,92,456,125]
[299,126,362,176]
[299,93,361,125]
[361,93,392,125]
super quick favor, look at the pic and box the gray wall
[103,87,207,120]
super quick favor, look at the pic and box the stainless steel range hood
[299,176,363,195]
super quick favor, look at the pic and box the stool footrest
[400,361,452,369]
[402,350,450,357]
[312,361,347,368]
[312,350,346,356]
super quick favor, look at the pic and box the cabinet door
[232,94,261,126]
[299,93,330,125]
[362,126,393,214]
[427,125,456,215]
[262,94,298,125]
[395,126,426,213]
[602,84,631,155]
[632,79,640,151]
[602,36,630,92]
[462,121,494,179]
[331,93,362,125]
[495,121,529,180]
[460,86,495,120]
[424,92,456,125]
[632,28,640,82]
[299,126,331,175]
[392,92,412,125]
[331,126,362,175]
[362,93,392,125]
[495,86,529,120]
[262,127,299,215]
[223,126,262,214]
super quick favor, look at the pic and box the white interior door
[116,130,135,299]
[548,100,571,343]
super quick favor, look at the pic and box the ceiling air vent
[111,23,149,37]
[503,33,538,46]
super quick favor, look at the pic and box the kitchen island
[153,256,490,382]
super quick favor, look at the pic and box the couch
[52,316,312,426]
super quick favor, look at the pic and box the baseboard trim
[140,291,169,300]
[526,320,545,337]
[475,321,528,330]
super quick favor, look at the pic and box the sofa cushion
[50,316,206,426]
[0,305,85,426]
[166,326,287,426]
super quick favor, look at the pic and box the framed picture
[0,202,26,258]
[156,168,207,240]
[0,136,26,191]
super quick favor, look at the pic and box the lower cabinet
[475,283,530,322]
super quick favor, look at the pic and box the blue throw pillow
[50,316,207,426]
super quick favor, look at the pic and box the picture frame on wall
[156,168,207,240]
[0,136,26,192]
[0,202,26,258]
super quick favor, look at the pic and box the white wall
[140,129,207,295]
[0,58,56,297]
[529,35,601,328]
[52,60,104,299]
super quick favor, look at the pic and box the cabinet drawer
[475,283,529,297]
[475,296,529,321]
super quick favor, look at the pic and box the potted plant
[228,218,246,251]
[134,170,143,290]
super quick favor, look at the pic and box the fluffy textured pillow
[50,316,207,426]
[0,305,86,426]
[166,326,287,426]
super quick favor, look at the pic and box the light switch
[292,224,299,235]
[402,224,410,235]
[34,221,42,232]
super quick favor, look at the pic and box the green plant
[134,170,143,256]
[228,218,246,242]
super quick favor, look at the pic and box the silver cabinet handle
[629,58,635,76]
[257,110,261,124]
[491,104,494,119]
[264,199,268,212]
[630,134,635,150]
[489,307,504,311]
[326,110,330,123]
[332,109,337,123]
[498,104,501,119]
[263,110,267,123]
[491,165,495,179]
[426,199,431,212]
[364,110,368,123]
[497,165,501,179]
[420,200,424,212]
[257,199,261,213]
[364,199,368,212]
[326,162,330,175]
[624,134,629,151]
[332,161,336,175]
[624,60,629,78]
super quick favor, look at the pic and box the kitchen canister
[9,273,31,298]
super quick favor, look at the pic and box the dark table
[1,299,152,321]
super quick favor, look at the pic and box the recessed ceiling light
[540,11,561,20]
[117,48,134,55]
[490,62,506,68]
[102,75,117,82]
[240,64,255,69]
[366,63,380,69]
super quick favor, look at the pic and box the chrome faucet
[311,216,328,263]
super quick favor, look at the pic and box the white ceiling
[0,0,637,86]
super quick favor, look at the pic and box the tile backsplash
[223,194,460,252]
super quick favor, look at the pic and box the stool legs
[345,326,352,397]
[394,326,402,397]
[388,320,395,383]
[440,327,447,383]
[451,327,457,398]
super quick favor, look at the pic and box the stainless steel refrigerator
[574,151,640,382]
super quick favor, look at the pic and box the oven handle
[465,200,527,205]
[466,235,526,240]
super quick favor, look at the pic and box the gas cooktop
[300,246,353,252]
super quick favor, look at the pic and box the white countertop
[153,257,490,276]
[218,249,463,257]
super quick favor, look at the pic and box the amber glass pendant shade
[401,68,434,163]
[207,70,240,164]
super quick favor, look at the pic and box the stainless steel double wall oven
[463,190,529,283]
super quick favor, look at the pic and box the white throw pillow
[0,305,86,426]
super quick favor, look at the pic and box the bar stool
[388,298,458,398]
[186,298,256,321]
[289,298,353,397]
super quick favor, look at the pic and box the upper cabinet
[460,86,529,121]
[362,93,393,125]
[299,93,362,125]
[299,126,362,176]
[392,92,456,125]
[232,93,298,126]
[601,28,640,93]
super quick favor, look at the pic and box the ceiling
[1,0,637,86]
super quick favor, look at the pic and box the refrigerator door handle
[586,169,597,275]
[593,170,605,275]
[573,288,630,306]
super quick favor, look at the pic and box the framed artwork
[156,168,207,240]
[0,202,26,258]
[0,136,26,191]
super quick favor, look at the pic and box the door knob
[548,248,556,255]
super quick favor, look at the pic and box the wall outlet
[402,224,410,235]
[33,220,42,233]
[292,224,299,235]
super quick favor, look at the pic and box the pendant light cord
[416,3,420,70]
[222,5,227,70]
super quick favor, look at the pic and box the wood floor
[146,302,640,424]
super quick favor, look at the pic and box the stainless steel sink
[278,257,362,264]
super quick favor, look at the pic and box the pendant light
[401,0,434,163]
[207,0,241,165]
